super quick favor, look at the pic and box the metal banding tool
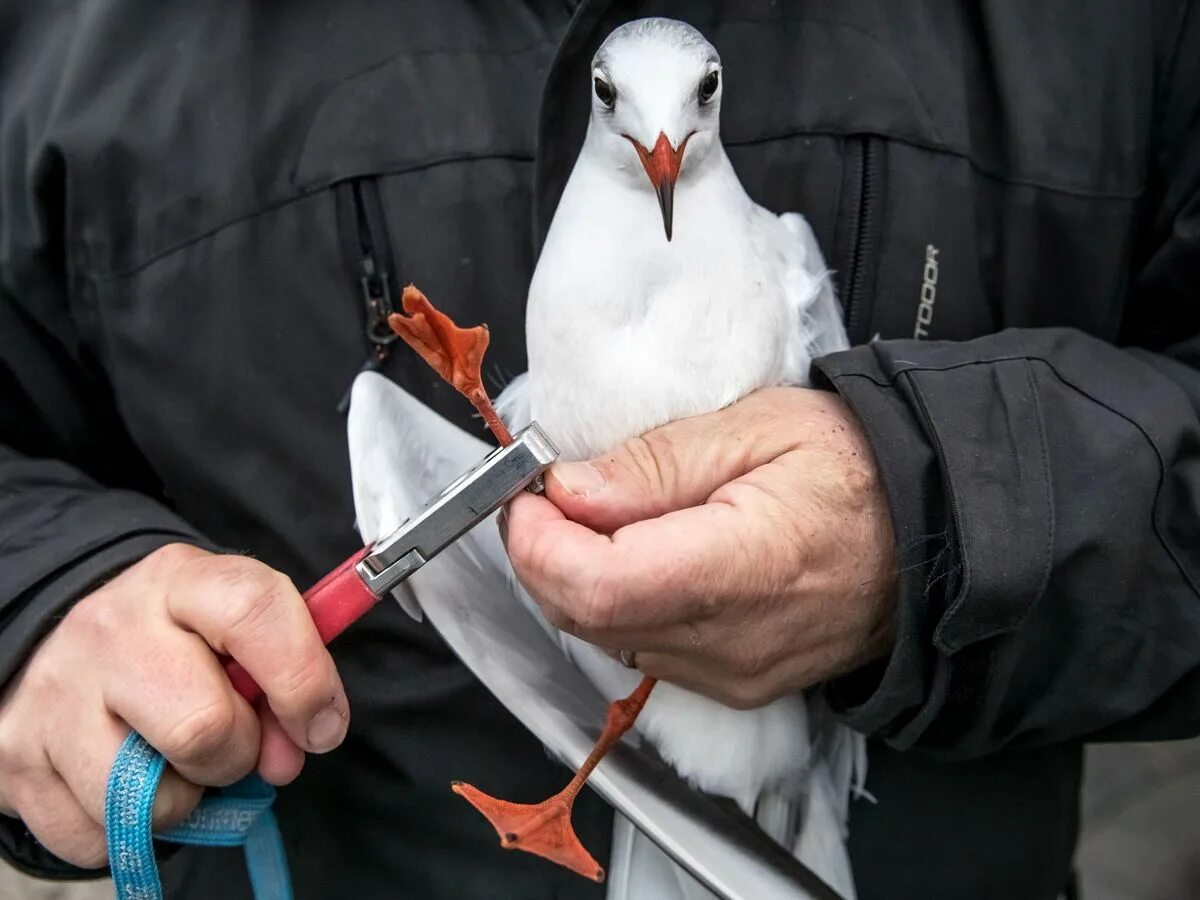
[222,423,559,701]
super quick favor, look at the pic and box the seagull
[349,17,862,900]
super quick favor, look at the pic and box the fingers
[12,769,108,869]
[67,577,264,788]
[19,732,199,867]
[546,387,803,533]
[0,544,346,870]
[152,768,205,831]
[506,489,766,641]
[255,705,306,786]
[37,684,206,837]
[99,631,262,787]
[164,553,349,754]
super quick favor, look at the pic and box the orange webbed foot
[451,781,605,882]
[387,285,512,445]
[451,677,657,882]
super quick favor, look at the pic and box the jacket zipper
[841,137,883,343]
[340,178,398,363]
[335,178,429,410]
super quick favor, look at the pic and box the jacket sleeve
[0,65,217,882]
[0,299,217,882]
[811,9,1200,759]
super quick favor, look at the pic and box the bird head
[587,19,723,241]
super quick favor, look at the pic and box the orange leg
[452,676,657,882]
[466,386,513,446]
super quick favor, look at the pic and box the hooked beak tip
[656,181,674,241]
[629,131,689,242]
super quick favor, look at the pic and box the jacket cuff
[813,331,1067,754]
[0,526,220,687]
[812,347,953,739]
[0,812,104,881]
[0,808,181,881]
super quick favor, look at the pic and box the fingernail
[553,462,606,498]
[497,508,509,544]
[306,705,347,753]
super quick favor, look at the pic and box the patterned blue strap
[105,732,293,900]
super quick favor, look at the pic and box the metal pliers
[224,423,558,700]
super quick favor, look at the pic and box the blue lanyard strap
[105,732,293,900]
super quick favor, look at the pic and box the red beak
[628,131,690,241]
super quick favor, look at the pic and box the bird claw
[451,781,605,883]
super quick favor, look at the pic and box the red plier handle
[222,547,378,702]
[219,421,559,705]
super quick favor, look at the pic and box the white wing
[345,371,844,899]
[778,212,851,383]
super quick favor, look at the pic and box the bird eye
[594,77,616,109]
[698,70,720,103]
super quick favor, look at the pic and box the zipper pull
[360,256,398,351]
[337,255,397,414]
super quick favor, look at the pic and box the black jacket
[1,2,1197,898]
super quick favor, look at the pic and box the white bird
[349,17,862,900]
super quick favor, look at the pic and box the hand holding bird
[361,17,882,898]
[504,386,898,710]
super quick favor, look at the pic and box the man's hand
[504,387,898,710]
[0,544,349,868]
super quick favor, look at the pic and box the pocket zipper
[340,178,398,362]
[335,178,428,410]
[841,137,883,344]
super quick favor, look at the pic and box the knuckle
[272,652,333,709]
[722,680,766,711]
[158,698,239,764]
[14,654,65,707]
[217,563,293,637]
[63,592,123,644]
[622,434,671,496]
[147,542,202,573]
[0,696,41,775]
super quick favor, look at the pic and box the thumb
[544,388,799,533]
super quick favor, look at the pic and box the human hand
[0,544,349,867]
[504,387,897,709]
